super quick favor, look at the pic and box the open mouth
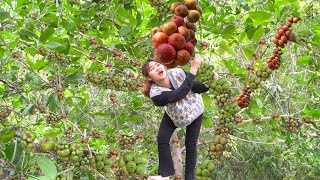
[158,70,163,75]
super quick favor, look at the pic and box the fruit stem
[66,120,84,136]
[56,166,75,176]
[246,42,263,81]
[231,135,277,145]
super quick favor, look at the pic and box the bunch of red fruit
[236,86,251,108]
[266,47,283,70]
[151,0,202,68]
[273,16,301,48]
[237,16,301,109]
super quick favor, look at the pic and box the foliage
[0,0,319,179]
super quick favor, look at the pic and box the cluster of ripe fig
[236,86,252,109]
[151,0,202,67]
[237,16,301,109]
[273,17,301,48]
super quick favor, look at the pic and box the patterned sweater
[149,68,208,128]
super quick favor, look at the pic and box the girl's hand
[189,54,203,75]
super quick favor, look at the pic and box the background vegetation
[0,0,319,179]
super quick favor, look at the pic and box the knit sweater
[149,68,208,128]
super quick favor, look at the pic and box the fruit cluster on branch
[237,16,302,109]
[151,0,202,67]
[286,117,304,133]
[117,151,148,179]
[196,63,240,164]
[45,112,61,125]
[36,104,47,113]
[208,135,228,161]
[195,159,215,179]
[120,134,143,150]
[19,131,36,150]
[197,63,240,136]
[85,71,143,92]
[47,51,72,65]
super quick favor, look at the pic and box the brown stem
[0,79,16,89]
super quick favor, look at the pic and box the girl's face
[146,61,167,82]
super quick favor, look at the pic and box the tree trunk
[171,130,183,179]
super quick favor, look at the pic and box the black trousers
[157,112,203,180]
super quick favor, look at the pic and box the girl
[141,54,209,180]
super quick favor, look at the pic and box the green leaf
[274,148,281,156]
[48,93,60,112]
[242,4,250,11]
[28,176,53,180]
[40,27,55,43]
[219,41,236,57]
[65,73,85,81]
[36,157,57,179]
[222,25,236,38]
[21,104,35,116]
[241,47,254,61]
[0,9,10,20]
[0,127,15,144]
[296,56,311,66]
[304,109,320,118]
[132,96,142,108]
[37,157,57,180]
[19,29,39,41]
[222,59,240,73]
[269,119,278,126]
[202,111,213,128]
[252,27,265,44]
[119,26,131,36]
[127,13,137,26]
[249,11,273,25]
[275,0,297,7]
[9,40,18,48]
[285,133,293,144]
[0,48,5,57]
[45,42,63,49]
[41,13,58,27]
[4,141,23,164]
[202,94,212,107]
[25,47,39,56]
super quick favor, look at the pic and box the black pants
[157,112,203,180]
